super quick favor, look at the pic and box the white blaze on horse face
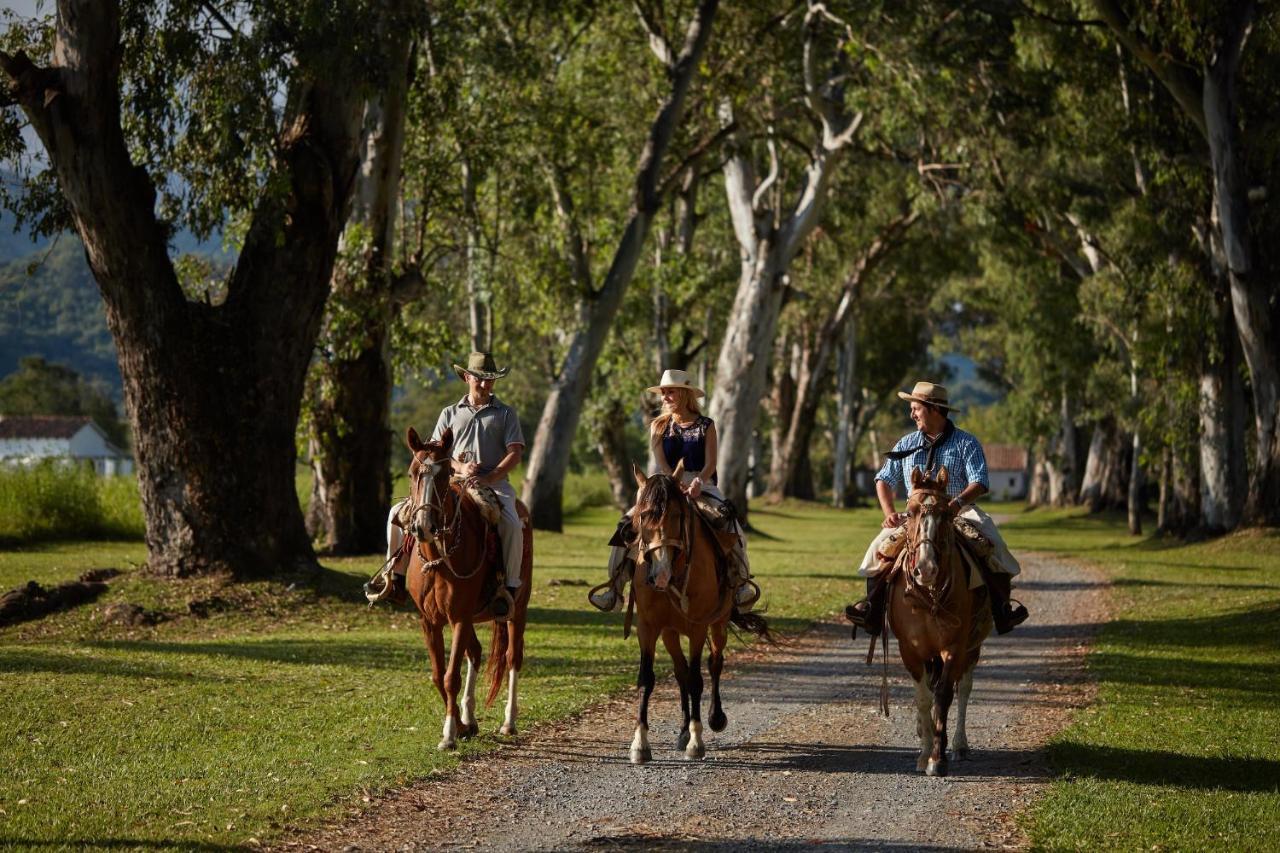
[460,659,477,727]
[915,511,940,585]
[649,546,674,590]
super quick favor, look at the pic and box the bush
[0,462,144,544]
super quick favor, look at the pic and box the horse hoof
[953,746,970,760]
[684,744,706,760]
[460,722,479,740]
[630,746,652,765]
[916,757,929,772]
[677,730,690,751]
[438,739,457,751]
[709,710,727,732]
[499,724,517,737]
[925,758,947,777]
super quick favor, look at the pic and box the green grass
[0,463,145,545]
[0,497,881,850]
[1000,507,1280,851]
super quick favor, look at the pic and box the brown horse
[401,426,531,750]
[626,461,771,764]
[888,466,991,777]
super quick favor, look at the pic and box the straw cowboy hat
[897,380,962,413]
[453,352,510,381]
[646,368,705,399]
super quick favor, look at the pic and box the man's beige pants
[857,503,1020,578]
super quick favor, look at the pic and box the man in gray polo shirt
[429,352,526,618]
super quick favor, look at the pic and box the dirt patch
[0,568,122,627]
[277,553,1107,851]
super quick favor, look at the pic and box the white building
[985,444,1028,500]
[0,415,134,476]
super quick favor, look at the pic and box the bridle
[407,450,469,574]
[635,477,693,581]
[904,486,960,623]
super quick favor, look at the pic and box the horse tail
[485,619,510,707]
[729,609,776,645]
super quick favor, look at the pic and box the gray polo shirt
[431,393,525,479]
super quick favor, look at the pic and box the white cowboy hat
[897,380,962,413]
[646,368,705,399]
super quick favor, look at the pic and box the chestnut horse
[887,466,992,777]
[626,462,771,764]
[401,426,531,750]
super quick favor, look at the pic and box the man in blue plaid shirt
[847,381,1028,635]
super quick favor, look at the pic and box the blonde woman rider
[589,369,759,612]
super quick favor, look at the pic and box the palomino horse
[401,426,532,750]
[888,466,992,777]
[626,461,771,764]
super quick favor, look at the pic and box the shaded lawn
[0,498,881,849]
[999,508,1280,851]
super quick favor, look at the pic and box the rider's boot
[589,546,632,612]
[389,572,408,606]
[729,540,760,612]
[845,571,890,638]
[984,570,1028,635]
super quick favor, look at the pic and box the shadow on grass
[1049,742,1280,792]
[0,649,219,682]
[1092,650,1280,696]
[1105,602,1280,650]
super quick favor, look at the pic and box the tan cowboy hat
[646,368,705,398]
[452,352,510,381]
[897,380,962,412]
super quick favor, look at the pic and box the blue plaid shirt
[876,423,989,499]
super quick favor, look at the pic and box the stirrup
[588,580,622,612]
[844,600,880,636]
[994,598,1028,635]
[364,567,405,606]
[732,579,760,611]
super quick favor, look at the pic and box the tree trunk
[765,334,801,501]
[462,157,493,352]
[1053,391,1082,506]
[1080,420,1129,513]
[0,1,368,577]
[1027,439,1052,508]
[521,0,718,531]
[1198,276,1248,531]
[830,315,858,507]
[596,398,633,512]
[307,23,414,554]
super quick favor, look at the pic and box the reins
[408,465,487,580]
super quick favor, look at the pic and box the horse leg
[951,666,975,760]
[683,629,707,760]
[661,629,692,751]
[927,653,956,777]
[424,621,447,704]
[630,626,657,765]
[707,621,727,732]
[914,675,934,772]
[458,625,482,740]
[438,622,467,750]
[499,615,522,736]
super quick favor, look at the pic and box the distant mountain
[939,353,1003,409]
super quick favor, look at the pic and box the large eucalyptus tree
[0,0,400,577]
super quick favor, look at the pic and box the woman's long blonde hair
[651,387,703,435]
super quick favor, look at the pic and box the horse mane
[637,473,682,521]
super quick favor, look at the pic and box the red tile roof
[0,415,94,439]
[985,443,1027,471]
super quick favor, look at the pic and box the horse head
[406,426,455,544]
[631,459,688,589]
[906,465,955,589]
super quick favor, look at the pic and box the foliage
[0,462,144,545]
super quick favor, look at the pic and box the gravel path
[279,553,1107,851]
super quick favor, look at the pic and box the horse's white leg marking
[915,677,933,772]
[500,668,519,735]
[952,668,974,758]
[438,713,458,751]
[630,723,652,765]
[460,658,477,728]
[684,719,705,760]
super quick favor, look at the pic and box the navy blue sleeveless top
[660,415,716,484]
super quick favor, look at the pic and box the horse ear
[632,462,647,489]
[937,465,949,488]
[910,466,923,487]
[672,459,686,481]
[407,426,425,452]
[439,427,454,455]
